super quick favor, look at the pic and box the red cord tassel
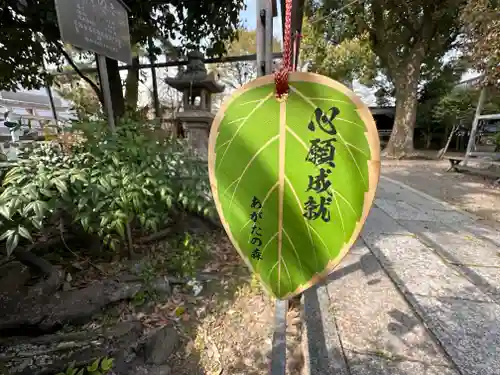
[275,0,293,101]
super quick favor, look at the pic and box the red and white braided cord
[275,0,293,100]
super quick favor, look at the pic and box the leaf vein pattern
[258,232,279,271]
[283,228,306,279]
[285,176,318,271]
[281,258,292,289]
[216,92,273,171]
[227,135,279,210]
[268,261,279,281]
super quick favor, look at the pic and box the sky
[240,0,283,39]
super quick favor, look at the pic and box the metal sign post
[54,0,133,131]
[96,55,116,131]
[256,2,289,374]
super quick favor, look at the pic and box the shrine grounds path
[302,161,500,375]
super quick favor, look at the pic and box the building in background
[0,89,77,160]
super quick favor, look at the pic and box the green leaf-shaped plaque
[208,72,380,299]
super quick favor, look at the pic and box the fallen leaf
[175,306,186,316]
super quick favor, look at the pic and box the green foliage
[55,77,102,121]
[212,28,282,90]
[313,0,467,156]
[0,0,245,91]
[461,0,500,87]
[56,357,114,375]
[428,87,500,142]
[170,233,205,278]
[0,119,215,255]
[131,259,158,305]
[302,14,377,85]
[415,61,467,140]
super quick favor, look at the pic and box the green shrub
[171,232,205,278]
[0,119,215,255]
[57,357,114,375]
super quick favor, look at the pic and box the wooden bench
[378,129,392,147]
[378,129,392,138]
[444,152,500,183]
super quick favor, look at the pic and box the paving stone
[345,351,458,375]
[304,177,500,375]
[375,198,472,224]
[362,207,412,237]
[363,232,489,301]
[377,179,453,212]
[400,220,500,268]
[326,245,449,366]
[459,265,500,297]
[375,199,437,221]
[415,296,500,375]
[303,283,348,375]
[399,220,500,299]
[427,210,474,225]
[363,221,500,375]
[459,222,500,247]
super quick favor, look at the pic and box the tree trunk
[125,56,140,111]
[384,58,422,158]
[425,133,432,149]
[105,57,125,118]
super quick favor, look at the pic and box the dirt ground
[381,158,500,226]
[167,234,303,375]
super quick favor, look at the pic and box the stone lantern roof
[165,50,225,94]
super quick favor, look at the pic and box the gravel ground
[381,159,500,227]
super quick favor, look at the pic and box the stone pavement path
[303,176,500,375]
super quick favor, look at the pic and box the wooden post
[35,33,60,131]
[148,37,161,119]
[257,0,267,77]
[464,87,486,166]
[271,298,288,375]
[96,54,116,132]
[264,1,277,74]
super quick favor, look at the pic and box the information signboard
[54,0,132,64]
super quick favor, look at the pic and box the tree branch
[55,43,104,106]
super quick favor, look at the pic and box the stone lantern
[165,50,224,160]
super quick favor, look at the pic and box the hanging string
[275,0,293,100]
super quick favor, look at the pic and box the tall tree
[461,0,500,87]
[301,13,377,86]
[0,0,245,117]
[213,29,282,90]
[415,60,466,148]
[315,0,466,158]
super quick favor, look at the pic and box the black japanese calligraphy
[305,138,336,168]
[251,248,263,260]
[307,107,340,135]
[251,237,263,246]
[303,196,332,222]
[250,211,263,222]
[249,196,265,260]
[306,168,333,194]
[251,224,262,236]
[303,107,339,223]
[251,196,262,209]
